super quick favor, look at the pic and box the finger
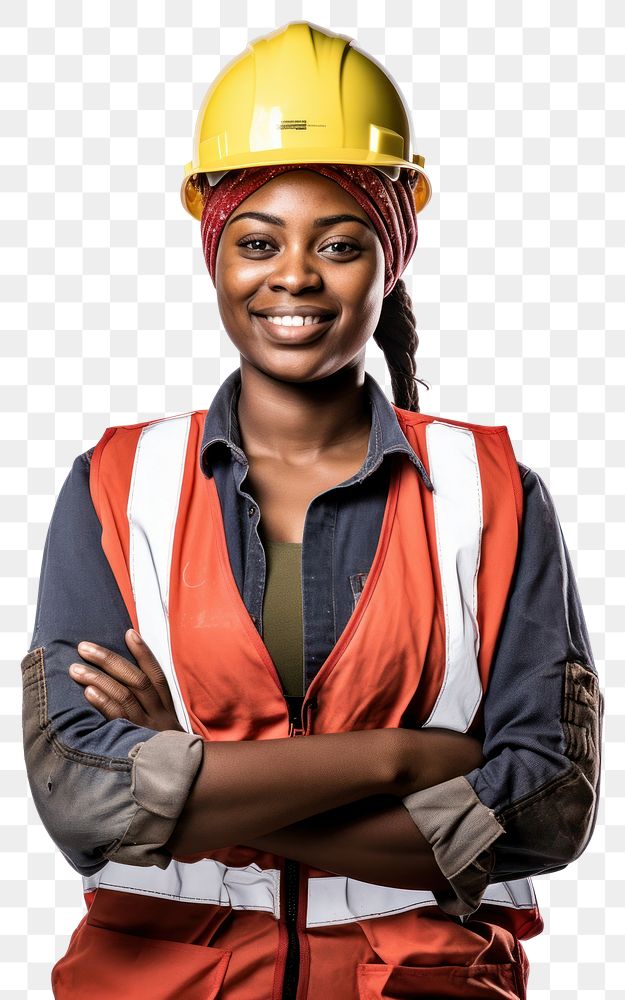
[76,640,163,714]
[69,663,145,725]
[124,630,178,712]
[82,683,129,722]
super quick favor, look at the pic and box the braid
[372,278,429,412]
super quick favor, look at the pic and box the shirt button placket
[246,502,263,633]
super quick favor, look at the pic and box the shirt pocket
[349,571,370,613]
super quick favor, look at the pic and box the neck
[235,360,371,465]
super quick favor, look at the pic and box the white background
[3,1,622,996]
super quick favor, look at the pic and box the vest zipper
[281,695,317,1000]
[283,696,303,1000]
[282,857,300,1000]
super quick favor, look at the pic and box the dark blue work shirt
[200,366,433,692]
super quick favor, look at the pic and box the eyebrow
[225,210,373,231]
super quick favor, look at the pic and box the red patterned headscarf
[200,163,418,297]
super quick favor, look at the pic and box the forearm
[245,794,452,892]
[166,726,484,861]
[239,728,486,890]
[165,728,400,856]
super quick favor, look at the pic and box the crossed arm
[22,452,485,896]
[65,631,484,892]
[163,724,484,891]
[23,452,602,918]
[243,794,453,891]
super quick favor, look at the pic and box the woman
[22,21,602,1000]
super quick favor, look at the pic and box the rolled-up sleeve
[20,450,204,876]
[401,464,604,917]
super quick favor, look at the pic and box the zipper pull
[286,696,305,737]
[285,695,318,737]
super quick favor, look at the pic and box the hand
[68,629,185,733]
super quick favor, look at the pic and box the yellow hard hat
[181,20,432,221]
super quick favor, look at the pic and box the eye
[238,238,274,253]
[237,237,360,256]
[321,241,359,256]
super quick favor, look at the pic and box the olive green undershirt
[262,540,305,697]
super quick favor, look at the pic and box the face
[213,170,386,383]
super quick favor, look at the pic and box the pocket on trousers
[51,921,231,1000]
[356,960,521,999]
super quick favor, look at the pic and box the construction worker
[21,21,603,999]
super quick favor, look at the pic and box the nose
[267,245,323,295]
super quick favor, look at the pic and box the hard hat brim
[180,159,432,220]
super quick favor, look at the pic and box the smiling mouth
[252,313,336,342]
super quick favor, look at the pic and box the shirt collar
[200,366,433,492]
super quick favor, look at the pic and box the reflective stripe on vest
[82,860,538,929]
[85,406,540,934]
[422,421,483,731]
[126,412,193,733]
[83,858,282,917]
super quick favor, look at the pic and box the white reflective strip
[127,416,192,733]
[422,421,483,732]
[307,879,437,927]
[81,867,536,928]
[82,859,281,918]
[306,876,537,928]
[480,875,538,909]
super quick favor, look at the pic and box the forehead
[239,170,357,208]
[225,171,372,231]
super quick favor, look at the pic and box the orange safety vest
[52,404,541,1000]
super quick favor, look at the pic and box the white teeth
[261,314,327,327]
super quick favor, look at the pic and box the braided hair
[373,277,429,413]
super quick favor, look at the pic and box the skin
[68,171,486,892]
[214,169,388,543]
